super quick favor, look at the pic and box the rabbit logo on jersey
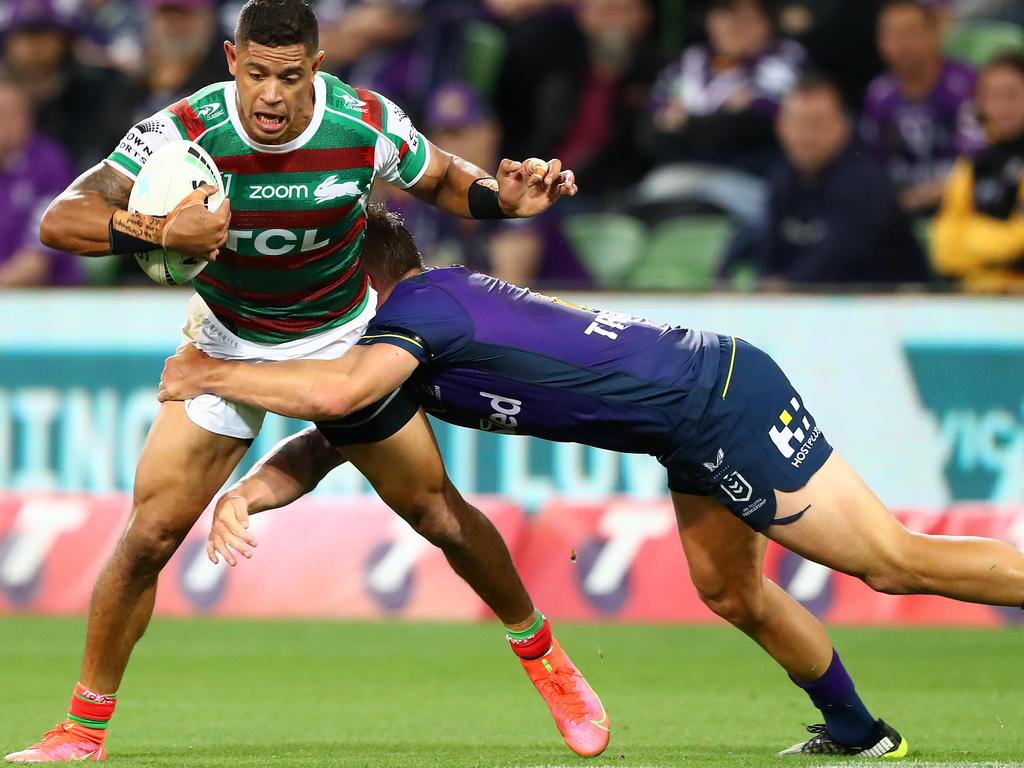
[769,397,822,467]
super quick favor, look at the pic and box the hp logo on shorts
[720,471,753,503]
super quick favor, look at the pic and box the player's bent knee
[694,580,767,629]
[393,491,465,549]
[118,516,190,577]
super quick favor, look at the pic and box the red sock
[67,683,116,736]
[507,614,553,660]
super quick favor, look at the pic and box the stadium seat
[80,255,121,286]
[944,20,1024,67]
[561,213,648,288]
[461,21,506,98]
[623,216,731,291]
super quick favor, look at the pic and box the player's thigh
[339,409,447,514]
[672,491,768,601]
[132,401,251,530]
[766,451,909,580]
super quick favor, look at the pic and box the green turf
[2,617,1022,766]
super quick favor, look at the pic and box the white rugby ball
[127,140,226,286]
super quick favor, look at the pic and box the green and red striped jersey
[106,72,430,344]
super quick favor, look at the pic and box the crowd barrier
[2,494,1021,626]
[3,292,1024,511]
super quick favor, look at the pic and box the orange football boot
[5,723,106,762]
[520,638,610,757]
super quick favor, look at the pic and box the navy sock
[791,650,877,747]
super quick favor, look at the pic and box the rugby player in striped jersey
[5,1,597,762]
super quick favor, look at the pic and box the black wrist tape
[108,214,161,255]
[468,178,510,219]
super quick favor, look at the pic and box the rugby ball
[127,140,226,286]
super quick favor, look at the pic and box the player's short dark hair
[362,203,425,290]
[235,0,319,54]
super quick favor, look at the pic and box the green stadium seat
[944,20,1024,68]
[461,21,506,98]
[623,216,731,291]
[562,213,648,288]
[80,255,121,286]
[729,262,758,292]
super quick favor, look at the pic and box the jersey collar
[225,73,326,154]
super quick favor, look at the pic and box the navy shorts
[315,386,420,447]
[659,336,833,531]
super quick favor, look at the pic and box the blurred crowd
[1,0,1023,292]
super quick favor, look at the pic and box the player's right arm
[40,106,232,260]
[207,427,345,566]
[40,162,230,260]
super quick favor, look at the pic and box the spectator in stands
[933,52,1024,292]
[646,0,803,173]
[319,1,425,110]
[385,81,590,288]
[0,75,80,287]
[123,0,228,125]
[776,0,884,107]
[2,0,131,171]
[493,0,661,200]
[756,75,928,286]
[637,0,803,223]
[382,81,502,269]
[862,0,984,215]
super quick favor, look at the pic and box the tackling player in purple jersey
[160,204,1024,759]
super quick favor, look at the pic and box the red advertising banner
[1,495,1022,625]
[521,499,1024,626]
[0,495,526,620]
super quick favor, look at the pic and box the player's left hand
[158,343,214,403]
[496,157,578,218]
[208,493,257,567]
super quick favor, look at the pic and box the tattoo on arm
[111,209,164,246]
[73,164,134,209]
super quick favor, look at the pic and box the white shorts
[180,291,377,439]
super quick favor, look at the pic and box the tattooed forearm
[72,163,134,209]
[40,163,138,255]
[111,209,164,245]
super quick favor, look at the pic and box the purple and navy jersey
[861,59,984,189]
[652,40,806,119]
[357,267,720,456]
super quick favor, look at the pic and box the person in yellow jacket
[934,51,1024,292]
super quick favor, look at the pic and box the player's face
[777,90,850,175]
[877,6,940,76]
[978,66,1024,142]
[226,41,325,144]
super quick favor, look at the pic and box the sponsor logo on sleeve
[195,102,223,120]
[340,91,367,111]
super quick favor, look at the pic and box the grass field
[2,617,1022,767]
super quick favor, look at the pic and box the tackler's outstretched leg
[768,452,1024,608]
